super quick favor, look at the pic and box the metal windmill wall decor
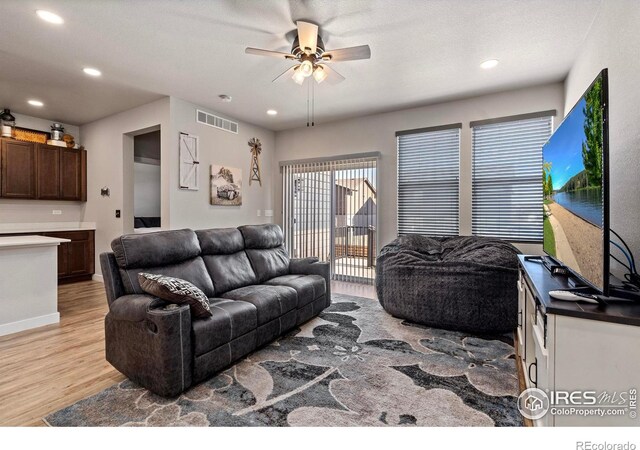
[248,138,262,186]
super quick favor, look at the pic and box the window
[397,125,461,236]
[472,115,553,242]
[281,155,378,284]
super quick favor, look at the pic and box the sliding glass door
[281,155,378,284]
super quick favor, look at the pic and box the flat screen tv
[542,69,609,295]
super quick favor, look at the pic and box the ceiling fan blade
[272,66,297,83]
[322,65,345,84]
[297,21,318,54]
[245,47,294,59]
[322,45,371,62]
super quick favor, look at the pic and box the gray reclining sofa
[100,224,330,397]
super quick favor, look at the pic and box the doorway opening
[123,125,162,234]
[281,155,378,284]
[133,130,161,232]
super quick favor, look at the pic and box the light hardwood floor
[0,282,123,426]
[0,280,376,426]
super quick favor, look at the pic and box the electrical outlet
[257,209,262,217]
[115,209,121,218]
[52,210,62,215]
[264,210,273,217]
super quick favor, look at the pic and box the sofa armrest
[105,294,193,397]
[108,294,167,322]
[289,257,331,305]
[100,252,126,306]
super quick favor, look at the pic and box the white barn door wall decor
[179,132,199,190]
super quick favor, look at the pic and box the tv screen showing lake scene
[543,73,604,290]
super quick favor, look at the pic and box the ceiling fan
[245,20,371,85]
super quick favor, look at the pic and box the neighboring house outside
[334,178,377,232]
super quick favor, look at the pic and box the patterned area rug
[45,294,523,427]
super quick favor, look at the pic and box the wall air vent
[196,109,239,134]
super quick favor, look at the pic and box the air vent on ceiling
[196,109,238,134]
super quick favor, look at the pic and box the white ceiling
[0,0,601,131]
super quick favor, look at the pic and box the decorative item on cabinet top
[248,137,262,186]
[1,109,16,138]
[14,127,50,144]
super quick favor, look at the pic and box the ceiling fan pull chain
[312,79,315,127]
[306,78,310,127]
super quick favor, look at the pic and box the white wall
[274,83,565,253]
[0,113,84,224]
[80,96,275,272]
[80,97,171,271]
[564,0,640,279]
[134,162,161,217]
[168,98,275,230]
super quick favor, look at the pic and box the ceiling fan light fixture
[299,60,313,77]
[313,66,327,84]
[292,66,306,85]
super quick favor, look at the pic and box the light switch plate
[257,209,262,217]
[52,210,62,215]
[264,210,273,217]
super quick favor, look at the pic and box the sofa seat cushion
[264,275,326,308]
[220,285,297,325]
[191,299,257,356]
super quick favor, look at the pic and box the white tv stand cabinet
[517,255,640,426]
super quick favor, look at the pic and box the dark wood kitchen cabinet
[36,144,61,199]
[2,229,95,283]
[44,230,95,283]
[0,139,86,201]
[60,147,86,201]
[1,139,37,198]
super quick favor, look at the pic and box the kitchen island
[0,235,70,336]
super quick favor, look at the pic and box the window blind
[397,126,461,236]
[472,115,553,242]
[281,156,378,284]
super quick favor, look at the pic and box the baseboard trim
[92,274,104,283]
[0,312,60,337]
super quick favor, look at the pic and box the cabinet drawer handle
[528,359,538,387]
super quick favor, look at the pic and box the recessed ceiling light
[83,67,102,77]
[28,100,44,107]
[480,59,499,69]
[266,109,278,116]
[36,10,64,24]
[218,94,232,102]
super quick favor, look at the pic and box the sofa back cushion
[111,229,215,297]
[196,228,258,294]
[238,224,290,283]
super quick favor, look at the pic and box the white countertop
[0,222,96,235]
[0,235,71,249]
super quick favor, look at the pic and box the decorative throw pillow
[138,273,212,318]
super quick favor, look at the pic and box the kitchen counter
[0,235,70,336]
[0,222,96,235]
[0,235,71,249]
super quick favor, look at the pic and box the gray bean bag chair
[376,235,520,334]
